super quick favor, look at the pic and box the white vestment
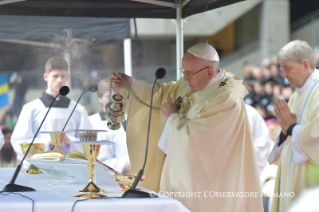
[268,69,319,212]
[11,92,93,161]
[245,104,272,175]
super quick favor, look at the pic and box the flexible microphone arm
[122,68,166,198]
[2,86,70,192]
[129,77,157,191]
[61,85,98,132]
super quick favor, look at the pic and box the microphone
[122,68,166,198]
[2,86,69,192]
[61,85,98,132]
[155,68,166,79]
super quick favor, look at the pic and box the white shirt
[245,104,272,175]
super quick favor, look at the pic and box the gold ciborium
[74,130,107,199]
[21,143,45,157]
[114,174,145,192]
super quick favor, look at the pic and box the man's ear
[43,73,48,82]
[207,67,214,80]
[66,74,70,81]
[303,59,310,70]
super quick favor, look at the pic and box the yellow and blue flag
[0,73,9,107]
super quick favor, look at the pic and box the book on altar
[29,150,87,161]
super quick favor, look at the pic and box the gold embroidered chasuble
[119,77,263,212]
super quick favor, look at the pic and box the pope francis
[112,43,263,212]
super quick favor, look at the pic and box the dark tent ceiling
[0,16,130,40]
[0,0,244,19]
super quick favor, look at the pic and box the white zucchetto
[187,43,219,62]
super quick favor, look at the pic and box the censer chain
[110,74,161,111]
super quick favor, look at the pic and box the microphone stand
[122,78,159,198]
[2,86,69,192]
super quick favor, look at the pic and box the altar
[0,168,190,212]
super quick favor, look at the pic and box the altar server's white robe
[245,104,272,175]
[120,77,263,212]
[11,92,93,161]
[268,70,319,212]
[89,113,129,174]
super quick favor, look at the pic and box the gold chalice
[74,130,107,200]
[49,132,66,150]
[39,131,68,151]
[21,143,45,157]
[114,174,145,192]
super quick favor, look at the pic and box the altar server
[11,56,92,161]
[268,40,319,212]
[89,78,130,174]
[112,43,263,212]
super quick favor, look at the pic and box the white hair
[278,40,316,70]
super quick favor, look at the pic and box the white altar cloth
[0,168,190,212]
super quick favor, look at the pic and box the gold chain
[110,73,162,111]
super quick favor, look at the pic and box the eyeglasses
[180,66,210,79]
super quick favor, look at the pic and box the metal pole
[176,4,183,80]
[124,38,133,77]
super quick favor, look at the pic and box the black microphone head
[89,85,98,93]
[155,68,166,79]
[59,86,70,96]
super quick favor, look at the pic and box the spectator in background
[282,86,294,102]
[265,118,279,142]
[0,125,18,167]
[255,104,273,120]
[270,64,285,86]
[243,80,254,106]
[0,126,3,150]
[252,81,266,106]
[264,81,275,107]
[0,107,14,131]
[262,67,272,83]
[243,65,254,81]
[271,56,280,68]
[272,84,284,101]
[263,58,271,69]
[252,66,263,83]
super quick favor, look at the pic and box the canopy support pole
[124,38,133,77]
[176,4,183,80]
